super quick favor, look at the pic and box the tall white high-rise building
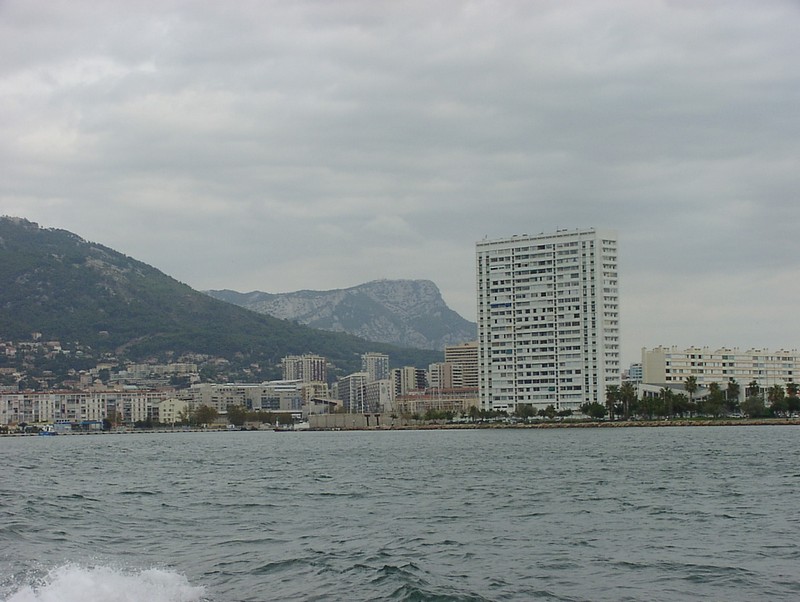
[361,352,390,383]
[476,228,620,413]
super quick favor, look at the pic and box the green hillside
[0,217,441,376]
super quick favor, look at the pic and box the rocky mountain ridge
[206,280,476,351]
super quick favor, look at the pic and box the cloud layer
[2,0,799,364]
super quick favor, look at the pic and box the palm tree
[673,393,689,417]
[706,382,724,417]
[660,387,674,418]
[786,381,800,414]
[726,379,741,413]
[768,384,787,416]
[620,381,637,420]
[605,385,620,420]
[684,376,698,406]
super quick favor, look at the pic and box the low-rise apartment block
[642,346,800,396]
[0,389,173,425]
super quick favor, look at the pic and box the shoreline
[5,418,800,436]
[394,418,800,430]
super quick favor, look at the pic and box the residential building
[642,346,800,399]
[191,383,247,412]
[189,381,302,412]
[361,352,390,383]
[444,341,479,389]
[626,362,643,383]
[476,228,620,413]
[365,379,394,414]
[152,397,189,425]
[429,362,462,390]
[335,372,369,413]
[395,389,479,417]
[361,351,390,382]
[391,367,427,398]
[299,381,330,404]
[0,389,172,425]
[281,354,327,383]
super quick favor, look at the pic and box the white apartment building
[361,352,390,383]
[642,346,800,393]
[336,372,369,413]
[365,379,394,414]
[477,228,620,413]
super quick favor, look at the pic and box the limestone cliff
[207,280,476,351]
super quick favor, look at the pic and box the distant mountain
[0,217,441,376]
[206,280,477,351]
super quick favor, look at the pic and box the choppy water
[1,426,799,601]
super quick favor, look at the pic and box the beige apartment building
[0,389,172,425]
[281,354,327,383]
[642,346,800,393]
[444,341,479,389]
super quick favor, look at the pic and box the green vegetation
[580,401,607,420]
[223,405,293,426]
[0,218,441,377]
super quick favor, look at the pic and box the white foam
[4,565,206,602]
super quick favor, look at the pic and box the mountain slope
[0,217,441,375]
[207,280,477,350]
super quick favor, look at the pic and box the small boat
[274,421,310,432]
[38,425,58,436]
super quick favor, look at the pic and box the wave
[2,565,205,602]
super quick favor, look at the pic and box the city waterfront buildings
[0,389,173,425]
[191,381,303,413]
[476,228,620,413]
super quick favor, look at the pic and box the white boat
[274,421,310,432]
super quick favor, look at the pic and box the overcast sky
[2,1,799,365]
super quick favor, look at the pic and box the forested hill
[0,217,440,376]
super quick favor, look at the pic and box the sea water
[1,426,799,601]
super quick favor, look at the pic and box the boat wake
[2,564,205,602]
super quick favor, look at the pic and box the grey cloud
[1,0,799,364]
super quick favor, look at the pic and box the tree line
[591,377,800,421]
[131,376,800,429]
